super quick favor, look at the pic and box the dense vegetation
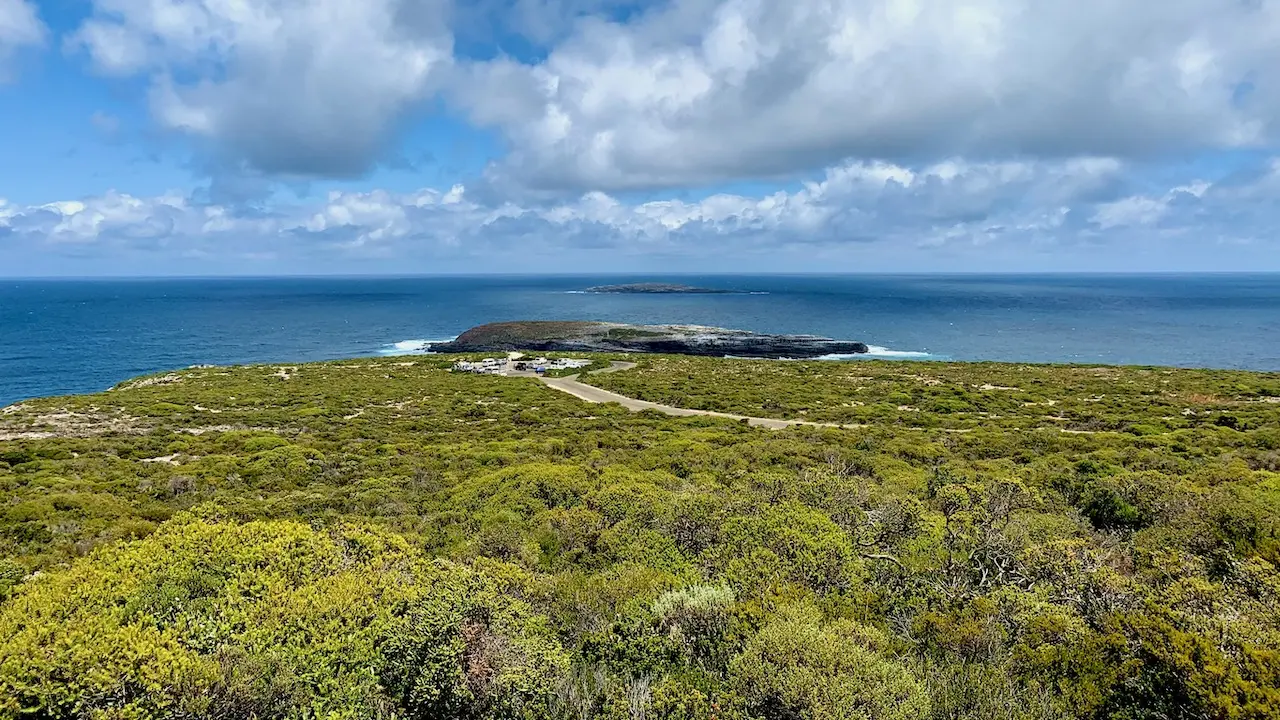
[1,355,1278,719]
[586,356,1280,432]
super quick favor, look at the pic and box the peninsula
[583,282,738,294]
[427,321,869,358]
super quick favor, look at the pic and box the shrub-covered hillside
[1,356,1278,719]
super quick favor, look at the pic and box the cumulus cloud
[66,0,1280,193]
[26,0,1280,274]
[9,192,190,245]
[71,0,453,176]
[454,0,1280,191]
[0,0,44,79]
[12,154,1280,272]
[1088,160,1280,244]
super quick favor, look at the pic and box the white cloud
[18,154,1280,272]
[453,0,1280,191]
[63,0,1280,194]
[27,192,189,244]
[54,0,1280,210]
[72,0,453,176]
[0,0,44,79]
[1092,196,1172,230]
[24,0,1280,275]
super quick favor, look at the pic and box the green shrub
[729,605,929,720]
[0,559,26,601]
[653,584,736,664]
[1082,486,1146,531]
[2,354,1279,719]
[0,515,568,720]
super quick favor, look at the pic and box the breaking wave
[377,338,456,356]
[864,345,934,358]
[818,345,935,360]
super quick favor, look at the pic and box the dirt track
[538,362,863,430]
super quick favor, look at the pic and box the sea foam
[378,338,456,356]
[864,345,933,358]
[818,345,934,360]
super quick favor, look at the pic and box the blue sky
[3,0,1280,275]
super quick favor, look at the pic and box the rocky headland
[428,321,869,359]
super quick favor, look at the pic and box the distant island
[583,283,739,294]
[428,320,868,358]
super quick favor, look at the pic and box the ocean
[2,274,1279,407]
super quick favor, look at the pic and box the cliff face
[429,321,869,359]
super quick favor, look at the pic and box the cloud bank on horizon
[3,0,1280,273]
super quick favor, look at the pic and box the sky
[3,0,1280,275]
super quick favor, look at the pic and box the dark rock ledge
[429,321,869,359]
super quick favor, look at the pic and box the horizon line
[5,270,1280,281]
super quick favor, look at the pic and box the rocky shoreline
[428,321,869,359]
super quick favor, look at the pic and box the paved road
[539,362,863,431]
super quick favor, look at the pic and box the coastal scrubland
[0,355,1277,719]
[586,356,1280,433]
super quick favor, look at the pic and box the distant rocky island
[583,283,738,294]
[428,321,869,359]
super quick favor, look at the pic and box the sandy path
[539,362,864,430]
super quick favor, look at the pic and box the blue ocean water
[2,274,1279,406]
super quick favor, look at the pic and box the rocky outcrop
[429,321,869,359]
[584,283,737,294]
